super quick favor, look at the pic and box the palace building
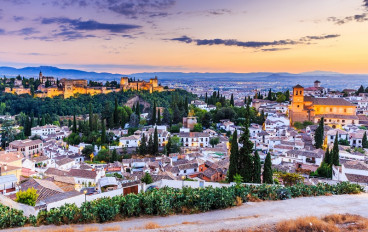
[120,76,164,93]
[289,84,358,128]
[5,73,165,98]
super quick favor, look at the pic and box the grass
[103,226,122,231]
[144,222,162,229]
[276,216,338,232]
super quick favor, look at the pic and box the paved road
[13,193,368,232]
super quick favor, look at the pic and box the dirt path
[11,193,368,232]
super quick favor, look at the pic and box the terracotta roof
[0,151,23,163]
[20,178,64,203]
[45,167,69,177]
[293,84,304,88]
[345,174,368,184]
[68,169,97,179]
[56,158,74,166]
[314,114,359,120]
[340,160,368,171]
[307,97,355,106]
[9,139,42,147]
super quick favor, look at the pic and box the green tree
[285,89,290,101]
[15,187,38,206]
[89,103,94,132]
[357,85,365,95]
[121,108,129,129]
[82,145,94,159]
[263,153,273,184]
[230,94,234,106]
[139,135,147,155]
[113,98,119,128]
[363,132,368,148]
[252,149,261,183]
[331,133,340,166]
[72,114,77,133]
[192,123,203,132]
[314,118,324,149]
[323,148,331,164]
[239,124,254,183]
[141,172,153,184]
[276,94,286,103]
[267,89,272,101]
[157,109,161,125]
[202,112,211,128]
[162,108,172,125]
[148,135,154,155]
[111,149,118,162]
[150,101,157,125]
[153,127,159,155]
[209,137,220,148]
[101,119,106,145]
[233,174,243,186]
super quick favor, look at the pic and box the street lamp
[83,189,87,203]
[181,175,185,189]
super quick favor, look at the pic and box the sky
[0,0,368,74]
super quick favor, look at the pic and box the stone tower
[120,77,129,90]
[291,84,304,113]
[39,71,43,82]
[314,80,321,88]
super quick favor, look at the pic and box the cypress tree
[72,114,77,133]
[89,103,93,132]
[113,98,119,127]
[41,116,46,126]
[135,102,140,116]
[228,130,238,182]
[314,118,324,149]
[24,116,30,137]
[230,94,234,106]
[139,135,147,155]
[205,92,208,103]
[331,133,340,166]
[111,149,118,162]
[267,89,272,101]
[363,132,368,148]
[239,124,254,183]
[285,89,290,101]
[185,97,189,116]
[166,136,172,155]
[101,119,106,145]
[148,135,154,155]
[253,149,261,183]
[323,148,331,165]
[151,101,156,125]
[121,108,128,129]
[157,109,161,125]
[153,127,159,155]
[263,153,273,184]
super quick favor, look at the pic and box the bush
[15,187,38,206]
[0,182,364,229]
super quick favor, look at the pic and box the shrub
[15,187,38,206]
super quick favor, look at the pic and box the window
[344,109,347,113]
[330,108,333,112]
[297,105,300,108]
[184,170,187,174]
[300,91,302,95]
[194,168,197,172]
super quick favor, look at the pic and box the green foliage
[331,133,340,166]
[15,187,38,206]
[0,182,365,229]
[141,172,153,184]
[82,145,94,159]
[314,118,324,149]
[233,174,243,186]
[252,150,262,183]
[64,132,81,145]
[277,173,304,186]
[228,130,238,182]
[338,139,350,146]
[363,132,368,148]
[192,123,203,132]
[209,137,220,148]
[263,153,273,184]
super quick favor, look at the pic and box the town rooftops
[0,174,17,185]
[55,158,75,166]
[179,132,209,137]
[340,159,368,171]
[314,114,359,120]
[304,96,355,107]
[9,139,43,147]
[0,151,23,163]
[68,169,97,179]
[293,84,304,89]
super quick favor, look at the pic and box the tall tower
[120,77,129,91]
[314,80,321,88]
[291,84,304,113]
[39,71,43,82]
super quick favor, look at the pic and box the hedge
[0,182,364,229]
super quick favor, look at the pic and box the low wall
[0,194,38,217]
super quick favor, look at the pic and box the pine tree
[72,114,77,133]
[113,98,119,128]
[157,109,161,125]
[101,119,106,145]
[205,92,208,103]
[184,97,189,116]
[121,108,128,129]
[89,103,93,132]
[357,85,365,95]
[162,108,171,125]
[314,118,324,149]
[230,94,234,106]
[153,127,159,155]
[135,102,140,116]
[228,130,238,182]
[285,89,290,101]
[331,133,340,166]
[263,153,273,184]
[253,149,261,183]
[363,132,368,148]
[24,116,30,137]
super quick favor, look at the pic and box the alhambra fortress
[5,72,165,98]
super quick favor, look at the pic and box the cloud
[261,48,291,52]
[41,17,141,33]
[207,9,232,16]
[364,0,368,8]
[0,29,5,35]
[16,27,39,36]
[169,34,340,49]
[107,0,176,18]
[328,13,368,25]
[13,16,25,22]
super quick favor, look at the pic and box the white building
[119,135,140,148]
[179,132,210,148]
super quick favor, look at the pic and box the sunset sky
[0,0,368,74]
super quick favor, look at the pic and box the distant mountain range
[0,66,367,89]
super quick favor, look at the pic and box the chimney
[3,165,7,171]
